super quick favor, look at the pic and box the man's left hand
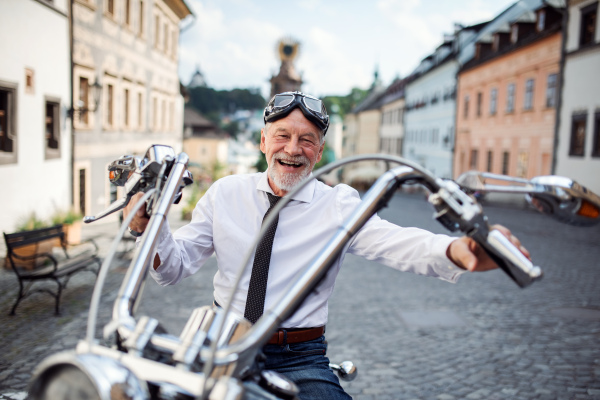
[447,225,531,272]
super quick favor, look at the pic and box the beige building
[72,0,192,219]
[182,107,229,174]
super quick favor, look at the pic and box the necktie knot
[267,193,281,207]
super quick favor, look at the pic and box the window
[470,149,478,169]
[511,25,519,43]
[125,0,131,26]
[487,150,493,172]
[537,9,546,31]
[79,77,89,125]
[25,68,35,94]
[546,73,557,108]
[137,91,143,129]
[502,151,510,174]
[506,83,515,113]
[106,83,114,127]
[569,113,587,156]
[138,0,144,36]
[580,2,597,47]
[524,79,535,110]
[45,100,60,159]
[106,0,115,17]
[123,88,130,128]
[154,15,160,48]
[164,22,169,54]
[476,92,482,117]
[592,112,600,157]
[0,84,17,164]
[152,96,157,129]
[172,30,177,58]
[490,88,498,115]
[463,95,470,119]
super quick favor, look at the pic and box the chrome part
[29,352,148,400]
[260,370,299,397]
[457,171,600,227]
[209,376,245,400]
[487,229,542,283]
[329,361,358,382]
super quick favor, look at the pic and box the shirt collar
[257,171,316,203]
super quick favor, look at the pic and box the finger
[448,238,478,271]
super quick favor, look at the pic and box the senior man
[125,91,528,400]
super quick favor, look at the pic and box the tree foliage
[187,87,266,118]
[322,88,369,119]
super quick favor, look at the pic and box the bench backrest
[4,224,65,251]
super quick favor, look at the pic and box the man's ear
[260,128,266,154]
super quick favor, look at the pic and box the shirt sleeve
[340,186,466,283]
[149,183,217,286]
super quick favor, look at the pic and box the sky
[178,0,517,99]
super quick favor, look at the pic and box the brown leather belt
[267,326,325,345]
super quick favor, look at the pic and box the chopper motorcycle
[26,144,600,400]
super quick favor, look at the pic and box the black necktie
[244,193,281,324]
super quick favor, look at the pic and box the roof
[184,107,217,129]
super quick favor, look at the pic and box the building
[71,0,192,219]
[454,0,564,180]
[555,0,600,193]
[341,70,386,187]
[269,38,303,98]
[182,107,229,172]
[403,23,485,179]
[378,79,405,160]
[0,0,72,233]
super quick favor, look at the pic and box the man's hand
[123,192,150,234]
[446,225,531,272]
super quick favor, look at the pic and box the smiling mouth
[277,159,304,168]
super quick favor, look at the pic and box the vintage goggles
[264,91,330,134]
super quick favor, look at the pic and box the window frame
[506,83,516,113]
[592,111,600,158]
[569,112,588,157]
[44,97,61,160]
[579,2,598,47]
[524,78,535,111]
[546,73,558,108]
[0,81,18,165]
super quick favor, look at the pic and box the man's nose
[284,138,302,155]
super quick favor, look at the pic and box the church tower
[269,37,303,98]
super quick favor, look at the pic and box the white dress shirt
[150,172,464,328]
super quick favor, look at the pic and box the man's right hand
[123,192,150,234]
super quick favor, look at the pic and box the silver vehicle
[28,145,600,400]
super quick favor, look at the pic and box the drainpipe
[551,0,570,174]
[69,0,75,207]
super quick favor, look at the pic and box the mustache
[271,152,310,166]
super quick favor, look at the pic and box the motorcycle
[27,145,600,399]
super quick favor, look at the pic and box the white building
[378,79,405,159]
[72,0,192,220]
[555,0,600,194]
[0,0,72,233]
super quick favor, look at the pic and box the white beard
[268,152,312,192]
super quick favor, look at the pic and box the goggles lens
[272,94,295,108]
[303,97,323,114]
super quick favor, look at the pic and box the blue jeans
[262,336,352,400]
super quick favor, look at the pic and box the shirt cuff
[431,236,467,283]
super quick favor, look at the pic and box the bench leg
[9,279,25,316]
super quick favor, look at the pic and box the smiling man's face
[260,109,325,197]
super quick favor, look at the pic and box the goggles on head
[263,91,330,135]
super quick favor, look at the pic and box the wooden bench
[3,224,101,315]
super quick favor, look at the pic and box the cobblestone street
[0,191,599,399]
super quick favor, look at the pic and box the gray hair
[264,122,325,145]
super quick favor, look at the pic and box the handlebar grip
[477,229,542,288]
